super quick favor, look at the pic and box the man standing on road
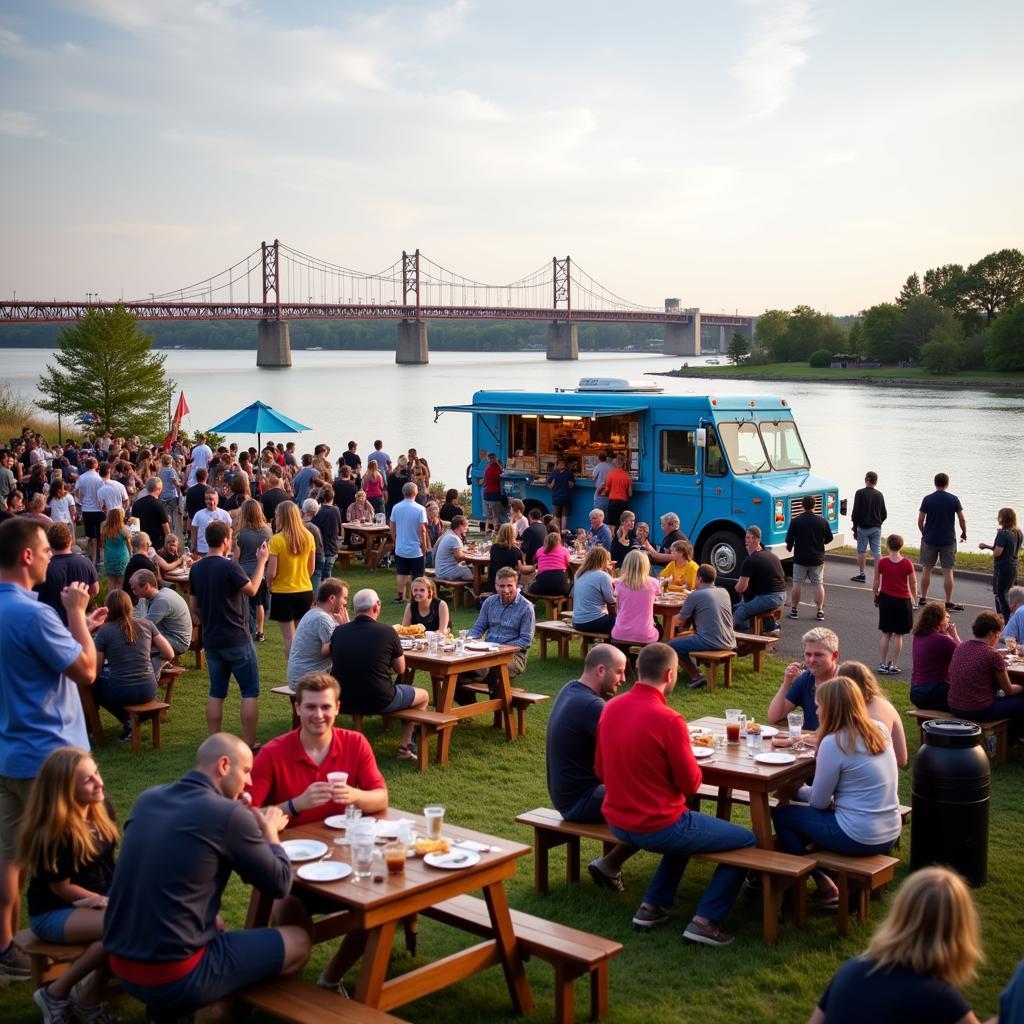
[389,481,428,603]
[786,495,833,620]
[546,645,637,891]
[918,472,967,612]
[595,643,756,946]
[850,471,887,583]
[668,564,736,688]
[766,626,840,731]
[733,526,787,633]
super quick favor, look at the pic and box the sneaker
[788,608,799,618]
[887,663,902,674]
[682,919,735,946]
[849,573,866,583]
[588,857,625,893]
[686,676,707,690]
[877,663,892,675]
[34,985,73,1023]
[815,610,826,620]
[254,632,266,643]
[397,744,417,762]
[945,602,965,612]
[0,942,31,980]
[632,904,668,929]
[69,996,121,1024]
[316,973,349,998]
[116,722,132,742]
[918,596,928,606]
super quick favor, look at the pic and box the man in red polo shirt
[599,456,633,532]
[249,671,387,995]
[595,643,755,946]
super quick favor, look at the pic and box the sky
[1,0,1022,315]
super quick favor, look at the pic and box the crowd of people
[1,423,1023,1022]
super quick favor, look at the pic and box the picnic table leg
[353,919,398,1006]
[245,887,274,929]
[747,794,775,850]
[760,876,779,945]
[482,881,534,1015]
[495,664,515,740]
[553,963,578,1024]
[76,683,105,747]
[435,671,456,764]
[591,964,609,1021]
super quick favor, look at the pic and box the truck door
[653,426,703,537]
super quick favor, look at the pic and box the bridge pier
[396,319,429,364]
[546,320,578,360]
[256,319,292,367]
[663,311,701,357]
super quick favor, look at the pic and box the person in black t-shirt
[332,467,358,519]
[36,523,100,624]
[786,495,833,620]
[439,488,463,523]
[811,866,980,1024]
[131,478,170,545]
[849,471,887,582]
[733,526,787,633]
[183,468,209,536]
[520,509,548,563]
[122,533,157,604]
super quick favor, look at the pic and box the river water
[2,347,1020,542]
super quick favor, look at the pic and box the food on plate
[395,624,426,637]
[771,735,794,748]
[414,837,450,856]
[745,721,762,735]
[691,734,715,749]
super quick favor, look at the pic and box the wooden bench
[515,808,815,944]
[522,590,572,621]
[425,894,623,1024]
[750,606,783,636]
[812,851,900,936]
[156,664,186,721]
[384,707,459,770]
[271,685,367,734]
[690,649,736,690]
[536,620,576,660]
[434,578,473,609]
[333,550,354,572]
[123,700,170,755]
[240,974,408,1023]
[733,631,779,673]
[460,683,550,737]
[908,708,1009,764]
[14,930,87,988]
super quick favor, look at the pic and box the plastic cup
[352,839,375,879]
[725,709,742,744]
[327,772,348,802]
[788,710,804,740]
[747,730,764,756]
[384,842,407,875]
[424,805,445,840]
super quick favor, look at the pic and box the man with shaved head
[102,734,311,1014]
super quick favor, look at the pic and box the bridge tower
[663,308,701,357]
[396,249,429,364]
[547,256,578,360]
[256,239,292,367]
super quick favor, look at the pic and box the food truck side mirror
[695,428,707,448]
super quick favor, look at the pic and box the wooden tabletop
[401,641,520,669]
[343,523,391,534]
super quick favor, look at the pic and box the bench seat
[522,591,572,621]
[123,700,170,755]
[732,631,779,673]
[240,975,408,1023]
[907,708,1009,764]
[14,930,87,988]
[689,650,736,690]
[459,683,549,737]
[812,850,900,935]
[433,578,474,609]
[385,707,459,770]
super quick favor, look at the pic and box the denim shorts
[382,684,418,713]
[561,785,606,824]
[855,526,882,557]
[30,907,75,943]
[792,563,823,584]
[205,641,260,699]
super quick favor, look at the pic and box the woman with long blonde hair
[18,747,120,1019]
[836,660,909,768]
[810,866,982,1023]
[234,497,273,641]
[571,545,617,633]
[610,549,660,644]
[100,506,131,591]
[267,499,315,657]
[773,677,902,906]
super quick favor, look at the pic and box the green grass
[832,544,1000,573]
[3,563,1023,1022]
[661,362,1024,388]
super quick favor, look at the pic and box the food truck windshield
[505,412,641,477]
[715,419,810,475]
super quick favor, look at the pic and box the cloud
[0,110,46,138]
[732,0,816,118]
[422,0,473,41]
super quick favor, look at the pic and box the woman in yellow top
[661,539,699,592]
[267,500,315,658]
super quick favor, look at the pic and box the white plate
[692,747,715,759]
[296,861,352,882]
[750,726,779,739]
[281,839,329,862]
[464,641,494,652]
[424,850,481,870]
[323,815,349,830]
[755,752,796,766]
[374,820,413,840]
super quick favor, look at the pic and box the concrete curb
[825,551,1014,586]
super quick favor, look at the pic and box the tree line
[752,248,1024,373]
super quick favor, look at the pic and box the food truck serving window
[505,411,641,478]
[660,430,696,475]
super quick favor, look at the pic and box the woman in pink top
[611,550,661,644]
[362,462,385,514]
[529,531,571,596]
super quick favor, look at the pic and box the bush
[808,349,833,368]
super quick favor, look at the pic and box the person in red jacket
[595,643,755,946]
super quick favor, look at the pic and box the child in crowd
[660,539,698,592]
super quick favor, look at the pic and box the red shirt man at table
[595,643,756,946]
[249,671,388,998]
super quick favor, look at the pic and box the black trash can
[911,719,990,887]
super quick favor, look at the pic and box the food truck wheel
[701,531,744,579]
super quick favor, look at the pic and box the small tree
[896,272,921,308]
[808,349,833,368]
[727,332,751,364]
[986,302,1024,371]
[920,321,967,375]
[38,306,176,439]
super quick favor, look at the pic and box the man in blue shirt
[0,517,105,981]
[546,645,637,891]
[367,440,392,477]
[766,626,840,732]
[290,454,320,507]
[586,508,612,551]
[1002,587,1024,646]
[545,458,575,533]
[456,567,535,703]
[918,472,967,612]
[389,481,428,603]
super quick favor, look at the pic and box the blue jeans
[611,810,755,920]
[94,674,157,725]
[773,804,896,872]
[733,592,786,632]
[321,554,336,583]
[667,634,728,673]
[856,527,882,559]
[562,785,606,824]
[206,641,260,699]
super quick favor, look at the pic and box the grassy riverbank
[832,544,998,573]
[659,362,1024,389]
[3,562,1023,1023]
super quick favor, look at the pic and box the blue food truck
[434,378,843,579]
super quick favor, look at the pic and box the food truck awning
[433,404,648,421]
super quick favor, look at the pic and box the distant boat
[307,346,324,351]
[706,357,720,365]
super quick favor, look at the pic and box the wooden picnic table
[688,715,817,849]
[460,549,492,594]
[245,808,534,1016]
[401,642,521,759]
[653,591,689,641]
[161,564,192,595]
[343,523,392,570]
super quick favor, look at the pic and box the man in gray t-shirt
[287,578,349,688]
[131,570,193,655]
[434,516,474,581]
[668,563,735,688]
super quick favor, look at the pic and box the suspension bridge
[0,240,755,366]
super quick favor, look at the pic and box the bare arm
[958,510,967,541]
[767,662,802,724]
[390,653,406,676]
[152,631,175,663]
[438,600,450,635]
[61,583,99,685]
[735,574,750,595]
[917,511,926,535]
[240,544,269,597]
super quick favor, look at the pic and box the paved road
[766,556,1000,672]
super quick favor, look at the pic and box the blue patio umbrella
[208,400,311,453]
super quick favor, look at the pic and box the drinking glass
[427,631,439,653]
[788,710,805,750]
[725,709,742,744]
[327,771,348,802]
[747,731,764,756]
[424,805,445,840]
[352,839,376,879]
[384,842,407,875]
